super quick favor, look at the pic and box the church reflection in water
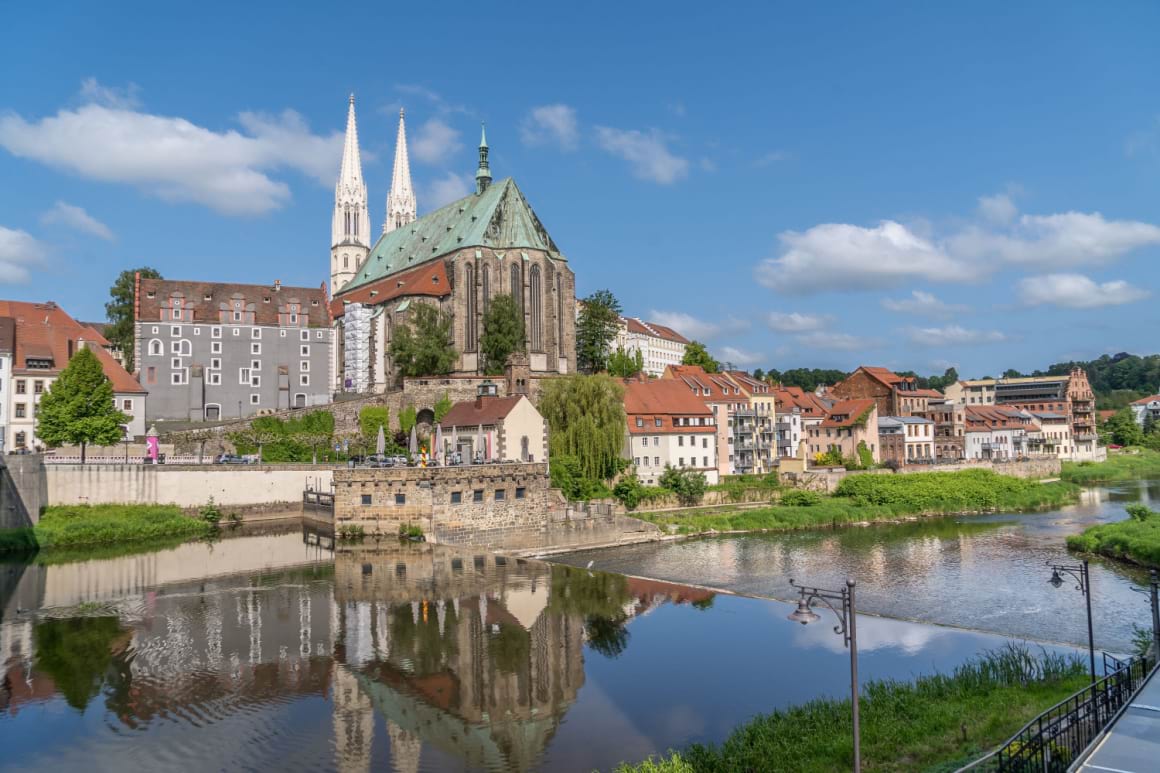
[0,530,714,772]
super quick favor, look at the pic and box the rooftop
[137,277,329,328]
[439,394,525,428]
[821,398,877,429]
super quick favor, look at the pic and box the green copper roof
[342,177,562,293]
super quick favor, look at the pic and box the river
[0,482,1156,772]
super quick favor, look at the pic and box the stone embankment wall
[1,455,47,527]
[781,457,1063,493]
[45,464,337,508]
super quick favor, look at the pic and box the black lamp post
[1047,559,1096,683]
[1130,569,1160,659]
[788,578,860,773]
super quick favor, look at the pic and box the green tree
[358,405,391,444]
[576,289,622,374]
[681,340,719,373]
[1143,412,1158,437]
[433,392,453,422]
[480,293,525,375]
[229,424,278,463]
[389,303,456,378]
[36,347,128,463]
[1106,407,1144,447]
[170,427,220,464]
[540,374,626,485]
[105,267,161,369]
[607,346,644,378]
[399,405,418,435]
[753,368,765,382]
[658,466,707,507]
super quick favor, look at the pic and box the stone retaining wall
[781,457,1063,493]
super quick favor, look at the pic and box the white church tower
[383,109,417,235]
[331,94,370,295]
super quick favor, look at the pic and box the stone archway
[416,407,436,436]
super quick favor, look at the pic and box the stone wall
[0,454,46,527]
[333,463,560,545]
[780,457,1063,493]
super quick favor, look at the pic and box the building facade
[806,398,880,464]
[878,416,935,466]
[726,371,776,474]
[134,277,333,421]
[613,317,688,377]
[623,378,718,486]
[830,366,932,418]
[917,398,965,461]
[1132,394,1160,428]
[437,385,547,464]
[330,105,576,391]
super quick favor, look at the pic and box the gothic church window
[511,263,522,317]
[465,263,476,350]
[482,266,490,315]
[530,264,543,351]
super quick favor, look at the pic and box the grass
[0,504,215,554]
[635,470,1078,535]
[1061,448,1160,485]
[615,645,1089,773]
[1067,504,1160,568]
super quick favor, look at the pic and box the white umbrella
[476,427,485,461]
[409,424,418,455]
[376,424,386,455]
[435,424,444,464]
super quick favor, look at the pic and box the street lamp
[1129,569,1160,658]
[1047,559,1096,683]
[788,578,861,773]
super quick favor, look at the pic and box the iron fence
[956,653,1155,772]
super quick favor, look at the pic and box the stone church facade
[329,99,576,393]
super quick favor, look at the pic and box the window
[634,457,640,466]
[642,456,650,466]
[395,493,406,505]
[641,437,648,447]
[148,339,163,356]
[251,359,261,371]
[529,264,543,350]
[171,371,186,385]
[300,374,309,386]
[250,394,260,405]
[280,330,286,338]
[252,328,261,339]
[146,366,156,385]
[515,487,526,499]
[316,331,324,340]
[361,494,372,506]
[208,372,221,386]
[33,380,43,394]
[15,431,26,448]
[300,361,310,372]
[232,328,240,336]
[212,326,221,338]
[450,491,462,504]
[122,399,133,411]
[171,339,191,355]
[300,330,310,341]
[494,488,505,501]
[193,327,200,336]
[210,341,221,355]
[15,380,25,395]
[678,436,684,446]
[171,325,181,336]
[653,436,659,445]
[251,375,260,387]
[655,418,662,427]
[679,457,685,466]
[210,358,221,370]
[171,358,181,369]
[654,456,660,466]
[151,326,159,334]
[300,345,309,357]
[473,489,483,503]
[704,456,709,466]
[15,403,25,418]
[239,367,251,384]
[233,311,242,322]
[635,417,643,427]
[251,342,261,355]
[702,438,708,448]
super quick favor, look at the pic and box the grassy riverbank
[1061,448,1160,485]
[0,504,215,554]
[1067,504,1160,568]
[616,645,1088,773]
[635,470,1078,535]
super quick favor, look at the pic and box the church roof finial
[475,122,492,194]
[383,106,417,235]
[338,94,363,188]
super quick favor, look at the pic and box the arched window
[465,263,476,350]
[530,264,543,351]
[344,207,350,236]
[148,339,163,356]
[521,435,530,461]
[353,211,359,238]
[510,263,522,317]
[482,265,490,316]
[556,273,564,357]
[343,254,348,269]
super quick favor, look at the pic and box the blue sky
[2,1,1159,378]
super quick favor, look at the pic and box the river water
[0,482,1156,772]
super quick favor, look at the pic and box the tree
[540,374,626,484]
[658,466,707,507]
[753,368,765,382]
[576,290,622,374]
[607,346,644,378]
[681,340,719,373]
[171,427,220,464]
[106,267,161,368]
[358,405,391,443]
[1143,412,1157,437]
[389,303,456,378]
[1105,407,1144,447]
[36,347,128,463]
[433,392,454,422]
[480,293,525,375]
[230,425,278,463]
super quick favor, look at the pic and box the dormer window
[146,291,155,299]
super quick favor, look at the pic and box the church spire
[475,123,491,194]
[331,94,370,295]
[383,108,417,235]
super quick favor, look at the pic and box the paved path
[1076,664,1160,772]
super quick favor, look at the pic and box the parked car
[214,453,252,465]
[364,454,394,468]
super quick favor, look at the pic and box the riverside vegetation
[1068,503,1160,568]
[1061,448,1160,485]
[616,645,1089,773]
[633,469,1078,535]
[0,504,216,554]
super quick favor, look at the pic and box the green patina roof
[343,177,562,293]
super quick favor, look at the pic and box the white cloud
[1017,273,1150,309]
[755,150,790,167]
[906,325,1007,347]
[795,331,880,351]
[40,201,114,240]
[410,118,462,165]
[520,104,579,151]
[718,346,762,367]
[756,220,973,293]
[880,290,968,319]
[978,192,1017,224]
[766,311,831,333]
[648,310,748,341]
[421,172,473,209]
[594,127,689,184]
[79,77,141,109]
[947,211,1160,269]
[0,94,343,215]
[0,226,46,282]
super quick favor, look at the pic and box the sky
[2,1,1159,378]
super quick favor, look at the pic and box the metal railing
[956,653,1155,772]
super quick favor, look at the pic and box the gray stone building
[134,276,333,421]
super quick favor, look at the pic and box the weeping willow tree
[539,374,626,483]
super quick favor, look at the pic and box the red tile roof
[773,386,830,416]
[663,365,748,402]
[908,388,944,399]
[439,395,525,428]
[1131,394,1160,405]
[137,277,329,327]
[624,379,713,434]
[820,398,877,428]
[859,366,905,387]
[622,317,690,344]
[332,260,451,317]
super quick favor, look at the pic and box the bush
[659,467,707,507]
[1127,504,1155,522]
[2,504,215,552]
[199,498,222,524]
[780,489,822,507]
[398,523,424,540]
[337,524,365,541]
[613,474,647,511]
[833,469,1075,514]
[551,454,611,501]
[1067,504,1160,568]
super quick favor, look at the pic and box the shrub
[398,523,424,540]
[337,524,366,541]
[551,454,612,501]
[613,474,647,510]
[1127,504,1155,522]
[659,467,707,507]
[780,489,822,507]
[199,498,222,524]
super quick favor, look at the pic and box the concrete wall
[781,457,1063,493]
[0,454,46,527]
[44,463,336,507]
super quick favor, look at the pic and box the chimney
[476,380,498,408]
[274,279,281,291]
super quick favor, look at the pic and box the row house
[726,370,776,474]
[773,386,831,459]
[805,398,880,464]
[1131,394,1160,428]
[1025,412,1073,457]
[613,317,689,377]
[134,276,334,422]
[830,366,932,418]
[622,378,718,485]
[878,416,935,465]
[964,406,1035,460]
[662,365,760,477]
[916,398,965,461]
[0,301,146,451]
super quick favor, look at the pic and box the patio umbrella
[409,424,418,455]
[375,424,386,455]
[476,427,485,461]
[434,424,443,463]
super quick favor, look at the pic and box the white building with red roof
[614,317,689,377]
[623,377,718,485]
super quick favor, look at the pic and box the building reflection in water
[1,530,714,772]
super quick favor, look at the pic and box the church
[329,97,577,393]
